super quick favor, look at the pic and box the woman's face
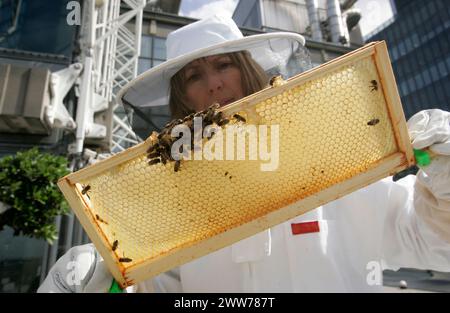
[183,54,244,112]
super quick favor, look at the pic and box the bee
[233,113,246,123]
[148,158,161,165]
[212,111,223,124]
[159,134,173,148]
[367,118,380,126]
[185,118,195,130]
[112,240,118,251]
[160,155,168,165]
[269,75,284,87]
[164,118,179,130]
[147,151,159,159]
[224,171,228,176]
[146,143,157,154]
[174,160,181,172]
[95,214,109,225]
[369,80,378,92]
[81,185,91,195]
[217,118,230,126]
[119,257,133,263]
[204,103,219,122]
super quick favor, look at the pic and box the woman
[168,51,267,119]
[38,14,450,293]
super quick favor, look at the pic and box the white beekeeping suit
[38,13,450,293]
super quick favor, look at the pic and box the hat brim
[117,32,306,108]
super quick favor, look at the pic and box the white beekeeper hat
[117,13,309,109]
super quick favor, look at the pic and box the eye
[217,61,233,70]
[186,72,201,82]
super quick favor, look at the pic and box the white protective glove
[37,244,113,293]
[37,243,177,292]
[407,109,450,155]
[407,109,450,243]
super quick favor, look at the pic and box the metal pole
[39,241,50,284]
[63,213,75,253]
[47,215,62,272]
[327,0,345,43]
[306,0,323,41]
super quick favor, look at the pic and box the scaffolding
[74,0,150,158]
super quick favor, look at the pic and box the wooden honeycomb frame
[58,41,415,288]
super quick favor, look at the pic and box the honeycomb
[60,42,413,287]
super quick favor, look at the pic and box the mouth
[219,98,235,106]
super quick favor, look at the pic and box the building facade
[367,0,450,119]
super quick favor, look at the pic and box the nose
[207,72,223,94]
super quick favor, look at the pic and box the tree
[0,148,70,244]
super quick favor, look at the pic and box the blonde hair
[169,51,268,119]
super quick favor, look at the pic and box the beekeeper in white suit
[38,14,450,293]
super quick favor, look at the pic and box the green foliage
[0,147,70,244]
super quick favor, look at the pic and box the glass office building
[367,0,450,119]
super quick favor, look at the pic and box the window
[430,40,441,59]
[415,48,426,69]
[391,46,399,61]
[430,64,440,82]
[419,4,429,22]
[138,35,167,74]
[401,18,409,35]
[419,88,428,105]
[404,37,413,53]
[435,81,445,103]
[153,60,164,67]
[428,1,437,17]
[408,77,416,92]
[438,60,448,77]
[414,73,424,90]
[392,27,401,44]
[138,59,151,75]
[153,37,166,60]
[398,42,406,57]
[444,80,450,100]
[412,10,422,29]
[386,29,394,45]
[422,68,432,86]
[446,55,450,74]
[425,85,436,103]
[141,36,152,58]
[406,16,415,36]
[0,0,76,58]
[400,81,409,96]
[423,46,434,63]
[396,63,404,80]
[411,33,420,49]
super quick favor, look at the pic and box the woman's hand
[407,109,450,156]
[407,109,450,243]
[37,244,114,293]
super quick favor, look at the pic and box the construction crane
[68,0,153,170]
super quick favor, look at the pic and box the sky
[179,0,395,38]
[179,0,239,20]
